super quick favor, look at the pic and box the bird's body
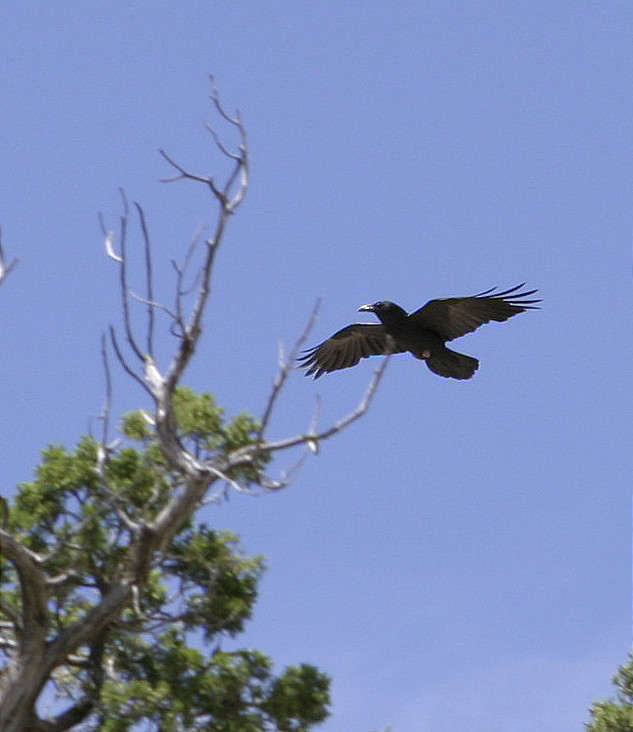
[299,284,540,380]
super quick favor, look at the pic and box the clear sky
[1,3,632,731]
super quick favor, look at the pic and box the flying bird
[299,284,540,380]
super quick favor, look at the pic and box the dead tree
[0,79,389,732]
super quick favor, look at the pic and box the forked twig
[158,79,249,394]
[228,351,392,469]
[257,299,321,442]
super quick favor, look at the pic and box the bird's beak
[358,304,375,313]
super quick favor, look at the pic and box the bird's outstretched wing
[409,284,540,342]
[298,323,404,378]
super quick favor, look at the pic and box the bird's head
[358,301,404,315]
[358,301,408,326]
[358,301,390,313]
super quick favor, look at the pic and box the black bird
[299,284,540,380]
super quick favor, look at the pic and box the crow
[298,284,540,380]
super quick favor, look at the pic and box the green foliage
[95,638,330,732]
[122,388,271,485]
[586,655,633,732]
[166,525,264,640]
[10,440,99,543]
[262,664,331,731]
[171,389,224,440]
[2,389,330,731]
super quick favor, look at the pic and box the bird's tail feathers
[425,347,479,380]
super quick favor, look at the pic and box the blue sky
[1,3,632,730]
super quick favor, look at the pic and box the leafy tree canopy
[586,655,633,732]
[1,390,329,731]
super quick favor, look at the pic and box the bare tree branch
[260,448,311,493]
[0,227,18,289]
[128,289,178,322]
[158,149,214,186]
[257,299,321,443]
[148,82,248,416]
[207,75,249,208]
[99,332,112,450]
[133,202,155,358]
[116,190,146,365]
[170,226,204,335]
[98,215,122,264]
[108,326,152,398]
[205,465,256,497]
[229,351,392,465]
[44,571,81,588]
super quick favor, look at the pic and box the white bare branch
[230,351,391,467]
[128,290,178,322]
[205,465,257,497]
[103,230,122,263]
